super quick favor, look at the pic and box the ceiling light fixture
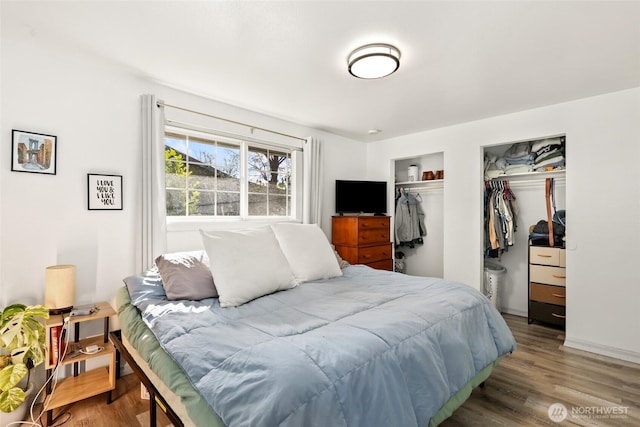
[348,43,401,79]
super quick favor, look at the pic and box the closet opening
[392,152,444,278]
[482,136,566,324]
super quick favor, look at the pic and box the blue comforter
[131,265,516,427]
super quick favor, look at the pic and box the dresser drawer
[357,243,392,264]
[559,249,566,268]
[530,283,566,306]
[530,246,562,266]
[357,216,390,231]
[530,265,566,287]
[529,301,566,327]
[366,259,393,271]
[332,216,390,246]
[358,228,390,245]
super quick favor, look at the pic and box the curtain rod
[157,101,307,142]
[165,119,303,152]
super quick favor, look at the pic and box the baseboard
[563,338,640,364]
[500,307,527,317]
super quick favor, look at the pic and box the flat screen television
[335,180,387,215]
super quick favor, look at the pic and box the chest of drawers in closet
[528,245,566,328]
[331,216,393,271]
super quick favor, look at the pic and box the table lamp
[45,264,76,314]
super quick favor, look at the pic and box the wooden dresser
[528,245,566,328]
[331,216,393,271]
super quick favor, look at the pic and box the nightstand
[43,301,116,426]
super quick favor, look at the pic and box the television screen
[335,180,387,214]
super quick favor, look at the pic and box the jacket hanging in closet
[485,182,519,257]
[395,191,426,248]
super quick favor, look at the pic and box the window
[164,128,296,219]
[247,145,292,216]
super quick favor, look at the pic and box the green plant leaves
[0,363,28,392]
[0,304,48,413]
[0,386,27,413]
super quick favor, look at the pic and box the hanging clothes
[395,190,426,248]
[484,181,519,258]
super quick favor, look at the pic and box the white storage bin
[483,260,506,311]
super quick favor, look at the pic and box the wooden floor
[34,375,173,427]
[35,314,639,427]
[442,315,640,427]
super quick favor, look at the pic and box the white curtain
[303,137,323,225]
[140,94,167,271]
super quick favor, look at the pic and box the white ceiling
[4,1,640,142]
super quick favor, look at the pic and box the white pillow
[200,226,296,307]
[270,223,342,283]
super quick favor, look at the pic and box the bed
[114,224,516,427]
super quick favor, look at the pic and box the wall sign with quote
[11,129,57,175]
[87,174,123,210]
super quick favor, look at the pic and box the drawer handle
[551,313,566,319]
[551,293,566,298]
[537,254,552,258]
[552,274,566,279]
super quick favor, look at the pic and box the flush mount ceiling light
[348,43,401,79]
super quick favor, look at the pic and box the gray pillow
[155,252,218,300]
[331,244,349,269]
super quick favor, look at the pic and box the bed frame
[110,330,184,427]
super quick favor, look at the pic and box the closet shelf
[488,169,565,182]
[396,179,444,187]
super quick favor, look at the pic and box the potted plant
[0,304,49,419]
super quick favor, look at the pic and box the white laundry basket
[483,260,506,311]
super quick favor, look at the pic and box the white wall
[0,18,366,310]
[367,87,640,362]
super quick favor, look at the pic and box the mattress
[116,286,221,427]
[118,264,516,427]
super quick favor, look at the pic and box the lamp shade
[45,264,76,313]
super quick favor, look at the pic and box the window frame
[164,125,302,228]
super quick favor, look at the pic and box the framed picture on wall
[11,129,57,175]
[87,173,123,210]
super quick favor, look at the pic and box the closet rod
[488,178,566,186]
[157,101,307,142]
[400,185,444,191]
[488,170,565,182]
